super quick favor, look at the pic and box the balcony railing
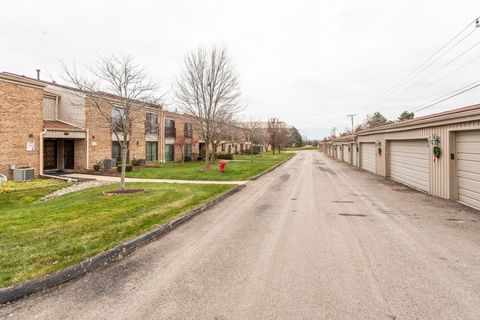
[145,122,159,134]
[165,126,176,138]
[184,129,193,139]
[112,120,131,133]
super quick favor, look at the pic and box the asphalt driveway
[2,151,480,320]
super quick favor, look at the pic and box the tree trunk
[204,143,210,170]
[120,145,128,190]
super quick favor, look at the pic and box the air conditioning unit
[13,167,35,182]
[103,159,115,170]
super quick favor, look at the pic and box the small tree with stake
[64,55,160,191]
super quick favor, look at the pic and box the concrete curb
[250,154,295,181]
[0,184,246,304]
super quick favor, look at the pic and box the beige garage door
[457,131,480,210]
[337,146,342,160]
[361,143,376,173]
[342,144,350,163]
[389,140,429,192]
[352,144,357,166]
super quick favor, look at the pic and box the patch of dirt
[332,200,354,203]
[103,189,147,195]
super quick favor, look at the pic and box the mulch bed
[103,188,147,195]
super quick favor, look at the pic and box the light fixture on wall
[376,140,382,156]
[430,134,441,159]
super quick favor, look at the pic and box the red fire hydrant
[219,160,227,173]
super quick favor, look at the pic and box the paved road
[3,151,480,320]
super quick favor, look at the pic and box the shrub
[243,149,252,155]
[216,153,234,160]
[131,159,145,166]
[117,164,133,172]
[93,164,101,171]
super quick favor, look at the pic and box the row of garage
[322,105,480,211]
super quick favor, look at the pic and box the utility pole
[347,114,357,134]
[330,127,337,138]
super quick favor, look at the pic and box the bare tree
[174,46,241,170]
[241,117,263,159]
[64,55,160,190]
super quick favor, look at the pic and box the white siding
[361,143,376,173]
[352,144,357,166]
[389,140,429,192]
[342,144,350,163]
[457,130,480,209]
[43,97,55,120]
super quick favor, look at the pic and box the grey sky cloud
[2,0,480,139]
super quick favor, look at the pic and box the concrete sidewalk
[60,173,247,185]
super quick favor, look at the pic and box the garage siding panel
[361,143,376,173]
[342,144,350,163]
[352,145,357,166]
[389,140,429,192]
[457,131,480,210]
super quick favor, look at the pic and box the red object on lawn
[219,160,227,173]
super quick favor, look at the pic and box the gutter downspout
[39,129,47,176]
[86,127,90,170]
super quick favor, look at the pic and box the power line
[388,38,480,100]
[374,16,480,105]
[410,79,480,113]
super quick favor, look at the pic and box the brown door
[44,140,57,170]
[64,140,75,170]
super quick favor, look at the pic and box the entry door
[44,140,57,170]
[361,143,376,173]
[389,140,429,192]
[456,131,480,209]
[64,140,75,170]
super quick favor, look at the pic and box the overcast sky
[2,1,480,139]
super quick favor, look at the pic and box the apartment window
[184,144,192,161]
[165,144,174,161]
[146,141,158,161]
[165,119,176,138]
[145,112,158,134]
[184,122,193,139]
[112,141,129,162]
[112,107,124,132]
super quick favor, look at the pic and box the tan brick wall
[163,111,201,161]
[0,81,44,179]
[86,97,161,166]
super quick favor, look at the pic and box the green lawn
[285,146,319,151]
[0,180,232,287]
[126,152,295,181]
[233,152,294,162]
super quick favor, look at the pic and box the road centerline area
[3,150,480,320]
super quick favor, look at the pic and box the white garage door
[352,144,357,166]
[342,144,350,163]
[457,131,480,210]
[389,140,429,192]
[361,143,376,173]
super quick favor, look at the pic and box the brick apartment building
[0,71,257,179]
